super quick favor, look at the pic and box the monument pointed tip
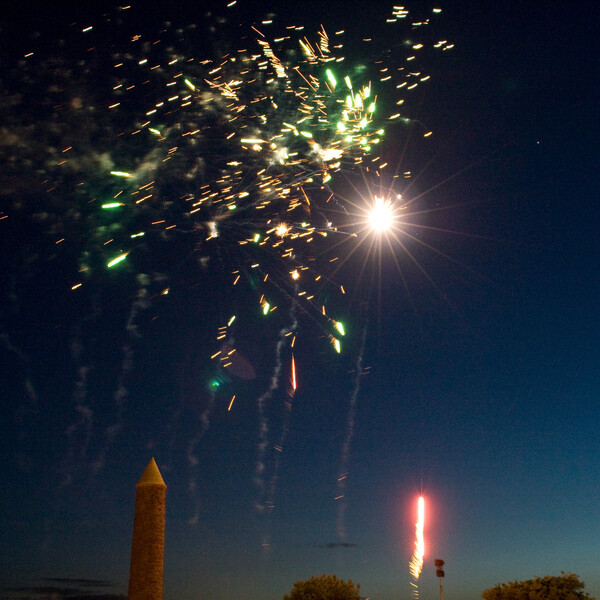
[137,457,166,487]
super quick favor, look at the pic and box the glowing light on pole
[409,496,425,589]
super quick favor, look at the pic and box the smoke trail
[60,287,104,486]
[91,275,149,474]
[254,305,297,530]
[61,335,94,486]
[186,389,216,526]
[335,321,368,541]
[1,331,39,472]
[261,304,298,547]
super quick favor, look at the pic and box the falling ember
[227,395,236,411]
[291,354,297,391]
[409,496,425,589]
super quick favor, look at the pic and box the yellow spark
[332,337,341,353]
[275,223,290,237]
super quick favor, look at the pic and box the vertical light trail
[409,496,425,596]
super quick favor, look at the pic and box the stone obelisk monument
[128,458,166,600]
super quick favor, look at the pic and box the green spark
[110,171,133,178]
[184,78,196,91]
[333,338,341,353]
[334,321,346,336]
[262,302,270,315]
[326,69,337,88]
[107,253,128,268]
[101,202,123,209]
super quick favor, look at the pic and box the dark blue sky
[1,1,598,600]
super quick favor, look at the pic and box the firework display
[0,0,450,566]
[1,2,450,339]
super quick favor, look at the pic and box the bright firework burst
[368,196,396,234]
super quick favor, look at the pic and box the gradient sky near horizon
[1,2,598,600]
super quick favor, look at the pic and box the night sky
[1,1,598,600]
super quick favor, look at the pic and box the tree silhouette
[482,572,594,600]
[284,574,361,600]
